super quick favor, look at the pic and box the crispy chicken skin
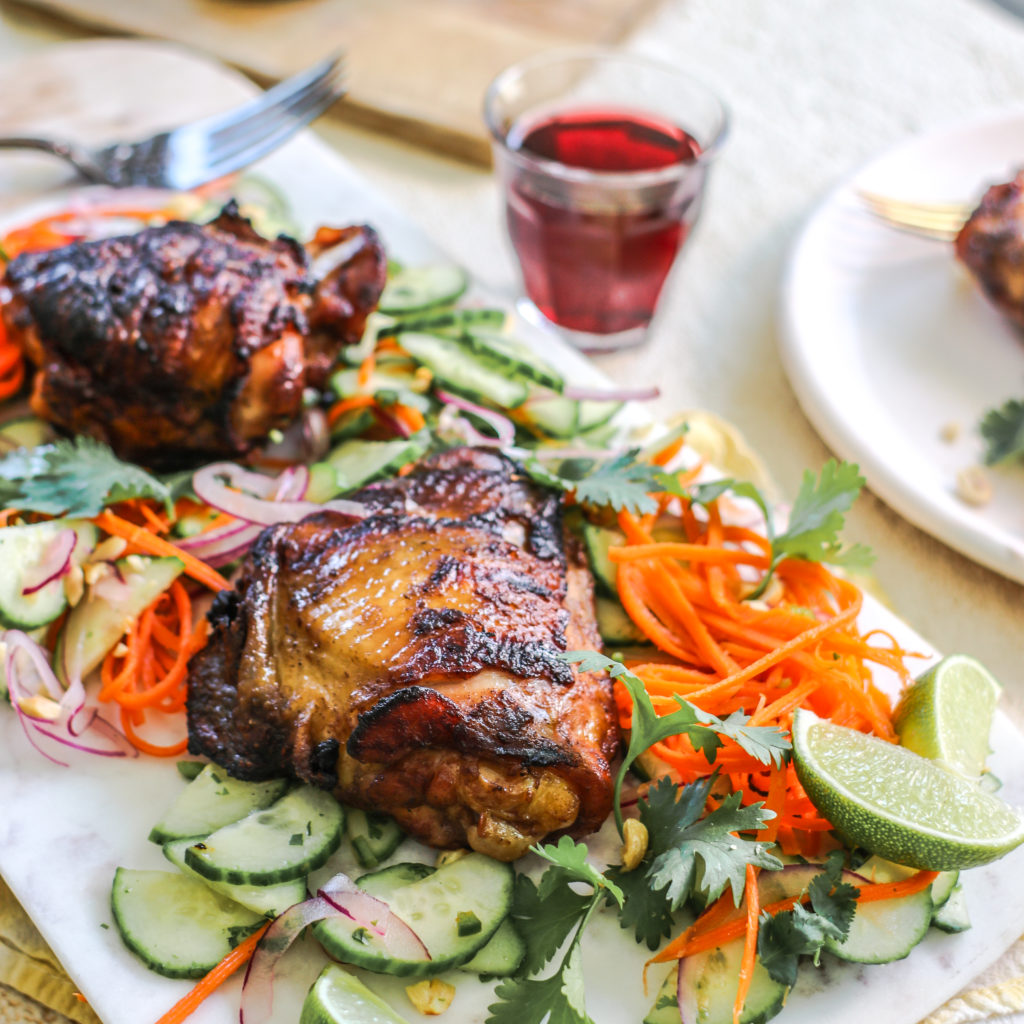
[0,203,386,469]
[955,170,1024,329]
[187,448,619,861]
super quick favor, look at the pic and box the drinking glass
[484,48,728,352]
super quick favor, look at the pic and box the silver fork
[857,190,972,241]
[0,54,345,190]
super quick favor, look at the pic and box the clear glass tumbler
[484,48,728,352]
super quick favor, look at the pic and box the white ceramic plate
[779,108,1024,584]
[1,129,1024,1024]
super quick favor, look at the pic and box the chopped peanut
[956,465,992,507]
[18,694,61,721]
[405,979,455,1016]
[620,818,649,872]
[435,849,469,869]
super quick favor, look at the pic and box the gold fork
[857,190,972,241]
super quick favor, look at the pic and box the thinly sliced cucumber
[326,436,431,495]
[460,917,526,977]
[162,837,306,918]
[346,808,405,868]
[379,264,468,314]
[463,330,564,391]
[644,966,681,1024]
[582,523,624,596]
[596,596,649,647]
[930,870,959,909]
[314,853,513,977]
[518,396,579,439]
[932,884,971,933]
[678,935,787,1024]
[329,367,431,412]
[184,785,344,885]
[148,764,289,844]
[56,555,183,684]
[110,868,264,979]
[577,399,624,433]
[824,884,933,963]
[387,308,506,336]
[0,519,97,630]
[398,332,529,410]
[0,416,51,450]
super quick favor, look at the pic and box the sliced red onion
[192,462,366,526]
[436,390,515,446]
[21,528,77,596]
[240,872,429,1024]
[4,630,134,765]
[562,385,660,402]
[302,407,330,463]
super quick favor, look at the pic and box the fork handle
[0,136,106,184]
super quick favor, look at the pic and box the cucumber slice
[148,764,289,844]
[582,523,624,596]
[110,868,264,979]
[0,416,51,451]
[932,884,971,933]
[463,330,564,391]
[184,785,344,885]
[644,966,681,1024]
[379,264,468,314]
[327,408,377,443]
[519,396,579,439]
[824,884,933,963]
[398,332,529,410]
[460,917,526,977]
[388,308,506,336]
[326,436,431,495]
[56,555,183,684]
[314,853,513,977]
[346,808,405,868]
[596,596,649,647]
[162,837,306,918]
[577,399,624,433]
[678,935,787,1024]
[329,367,430,411]
[0,519,97,630]
[930,870,960,909]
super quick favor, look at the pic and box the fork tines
[857,190,971,241]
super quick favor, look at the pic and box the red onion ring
[192,462,366,527]
[562,385,660,402]
[240,872,429,1024]
[21,528,77,596]
[435,390,515,446]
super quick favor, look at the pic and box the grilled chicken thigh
[955,170,1024,330]
[187,448,619,861]
[1,203,386,469]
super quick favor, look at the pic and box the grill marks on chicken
[955,170,1024,330]
[187,449,618,861]
[1,203,386,468]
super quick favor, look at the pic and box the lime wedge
[893,654,1001,778]
[300,964,410,1024]
[791,709,1024,870]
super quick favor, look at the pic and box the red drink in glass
[505,108,704,336]
[485,50,727,351]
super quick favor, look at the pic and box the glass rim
[482,46,730,189]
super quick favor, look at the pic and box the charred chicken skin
[187,448,619,861]
[955,170,1024,329]
[0,202,386,469]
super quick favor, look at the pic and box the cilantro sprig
[0,436,172,517]
[524,449,668,515]
[980,397,1024,464]
[562,651,790,835]
[756,851,859,985]
[486,837,624,1024]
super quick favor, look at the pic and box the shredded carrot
[393,402,426,434]
[357,351,377,388]
[94,510,230,593]
[326,393,377,426]
[734,864,760,1024]
[153,921,270,1024]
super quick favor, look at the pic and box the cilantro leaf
[534,835,624,907]
[774,460,872,570]
[689,478,774,538]
[0,437,172,517]
[807,850,859,941]
[561,652,790,832]
[512,872,591,975]
[523,449,666,514]
[604,861,678,950]
[980,398,1024,464]
[487,945,591,1024]
[644,782,782,907]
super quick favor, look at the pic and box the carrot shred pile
[611,482,926,1017]
[98,578,209,757]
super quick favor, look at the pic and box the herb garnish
[980,397,1024,464]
